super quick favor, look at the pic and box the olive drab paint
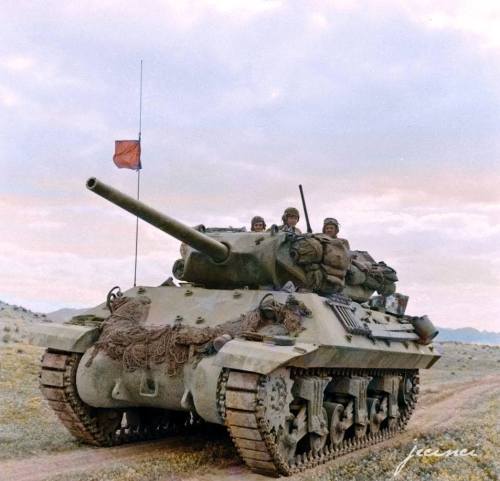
[30,177,441,477]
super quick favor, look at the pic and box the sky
[1,0,499,330]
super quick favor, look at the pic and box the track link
[39,349,193,446]
[219,367,419,476]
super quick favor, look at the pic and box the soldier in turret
[279,207,302,233]
[250,216,266,232]
[323,217,350,249]
[323,218,369,275]
[180,242,189,259]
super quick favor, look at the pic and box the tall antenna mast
[133,60,143,287]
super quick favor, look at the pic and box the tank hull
[67,285,438,423]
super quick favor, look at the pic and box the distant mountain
[1,300,93,345]
[0,299,48,344]
[0,299,46,323]
[436,326,500,345]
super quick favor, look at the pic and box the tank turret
[87,178,402,300]
[87,177,350,293]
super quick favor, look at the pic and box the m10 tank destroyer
[32,177,440,477]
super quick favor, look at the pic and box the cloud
[1,55,35,72]
[0,240,178,313]
[404,0,500,50]
[0,84,21,107]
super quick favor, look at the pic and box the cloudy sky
[1,1,499,330]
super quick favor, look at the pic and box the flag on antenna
[113,140,141,170]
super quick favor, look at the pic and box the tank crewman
[173,242,189,279]
[323,217,369,274]
[323,217,350,249]
[279,207,302,233]
[250,216,266,232]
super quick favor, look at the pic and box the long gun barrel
[86,177,229,262]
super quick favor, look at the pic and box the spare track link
[219,367,419,477]
[39,349,192,446]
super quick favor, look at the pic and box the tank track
[39,349,194,446]
[218,367,419,477]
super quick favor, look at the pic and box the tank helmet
[251,215,266,231]
[282,207,300,224]
[323,217,340,233]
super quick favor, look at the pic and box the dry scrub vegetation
[0,341,499,481]
[0,344,77,459]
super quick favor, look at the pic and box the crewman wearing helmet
[279,207,302,234]
[250,216,266,232]
[323,217,350,249]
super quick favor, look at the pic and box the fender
[215,338,319,375]
[29,323,99,353]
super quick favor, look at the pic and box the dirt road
[2,374,500,481]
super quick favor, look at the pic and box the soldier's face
[287,215,299,227]
[253,222,264,232]
[324,224,338,237]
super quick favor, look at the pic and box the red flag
[113,140,141,170]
